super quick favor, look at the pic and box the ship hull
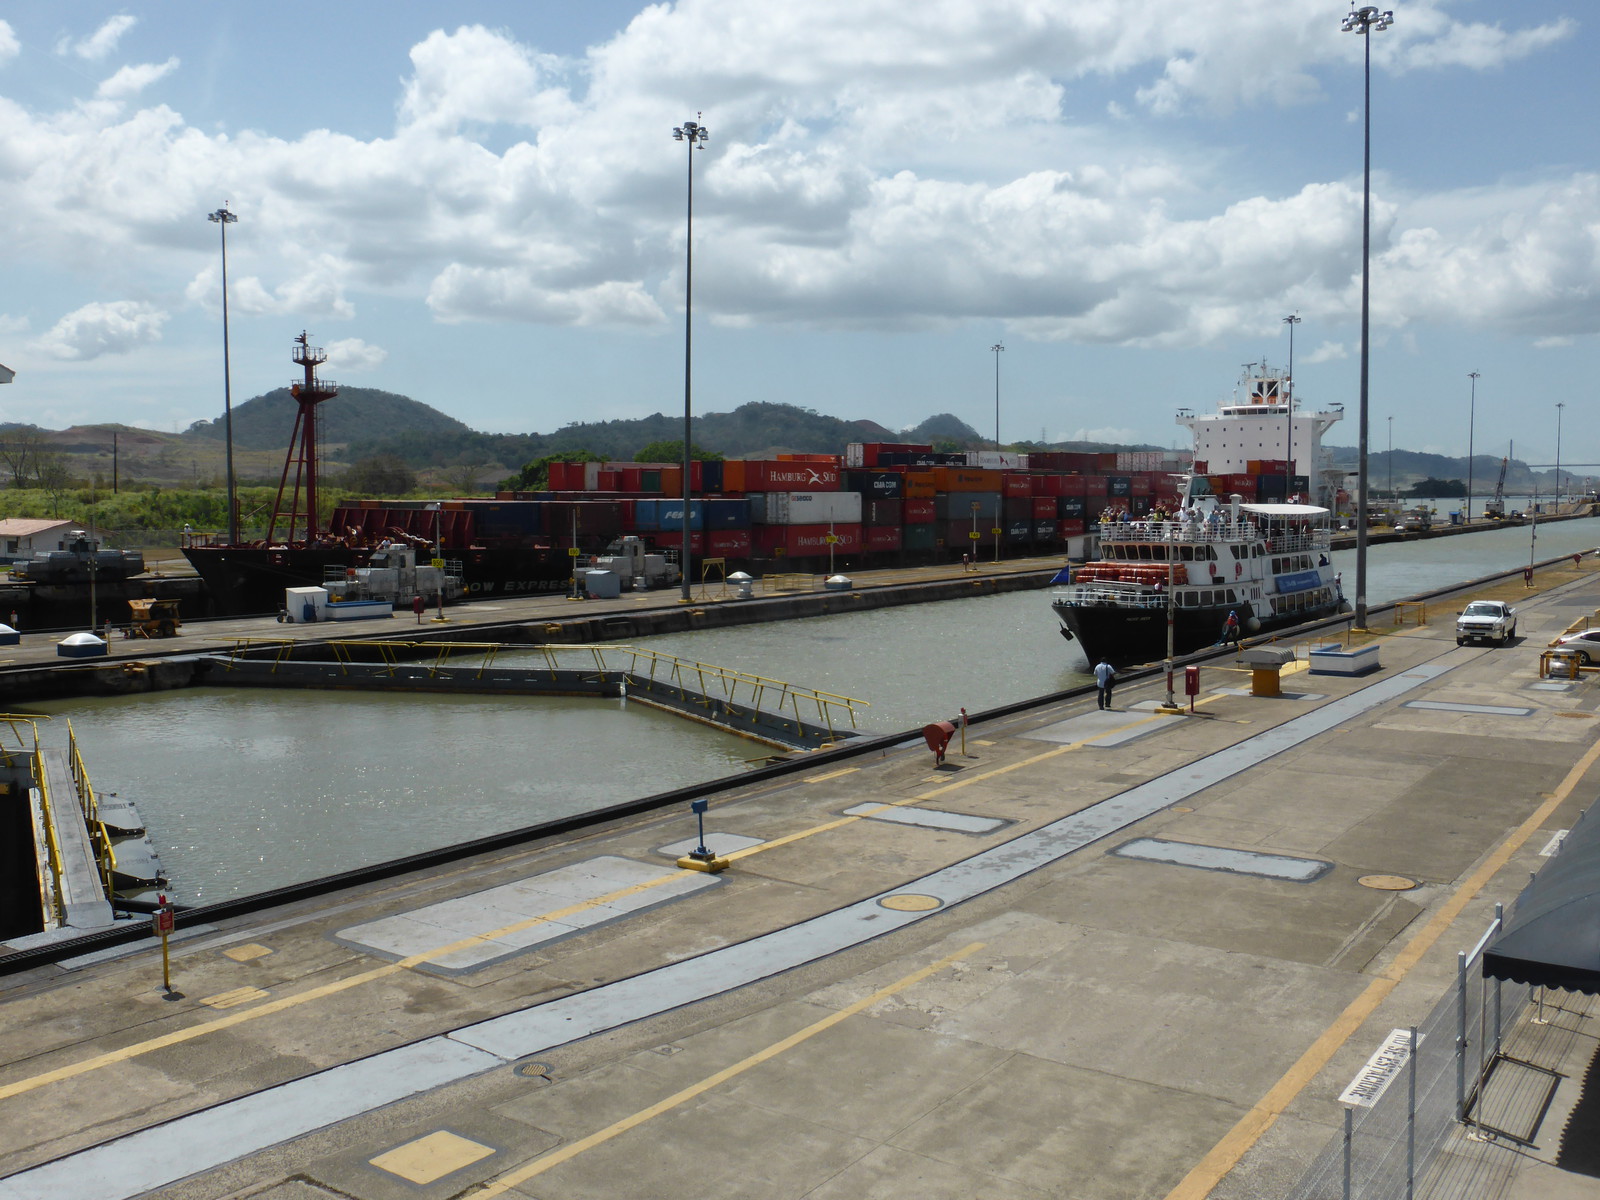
[1052,594,1344,666]
[183,545,575,616]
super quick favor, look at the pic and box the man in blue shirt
[1094,658,1116,710]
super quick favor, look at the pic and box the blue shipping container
[704,498,751,529]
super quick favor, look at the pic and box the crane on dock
[1485,455,1509,519]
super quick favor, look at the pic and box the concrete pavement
[1,563,1598,1198]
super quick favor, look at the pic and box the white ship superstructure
[1176,363,1343,508]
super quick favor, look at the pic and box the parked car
[1456,600,1517,646]
[1552,628,1600,663]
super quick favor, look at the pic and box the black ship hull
[183,545,576,616]
[1052,596,1344,666]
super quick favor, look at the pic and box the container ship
[187,334,1207,615]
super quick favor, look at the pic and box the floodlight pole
[208,204,240,544]
[1283,315,1300,498]
[1466,372,1479,521]
[1555,401,1565,509]
[991,343,1004,448]
[1341,5,1392,631]
[673,115,709,604]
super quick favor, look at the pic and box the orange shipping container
[932,467,1003,492]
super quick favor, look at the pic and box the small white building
[0,519,81,563]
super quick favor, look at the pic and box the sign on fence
[1339,1028,1419,1108]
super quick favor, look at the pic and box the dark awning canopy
[1484,804,1600,994]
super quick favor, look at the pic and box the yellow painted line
[801,767,859,783]
[0,692,1226,1102]
[199,987,268,1010]
[1162,728,1600,1200]
[729,699,1222,857]
[0,872,690,1103]
[473,942,985,1197]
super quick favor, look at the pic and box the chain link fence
[1285,909,1532,1200]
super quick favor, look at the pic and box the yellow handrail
[66,719,117,895]
[224,640,869,733]
[9,717,69,925]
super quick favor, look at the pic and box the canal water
[30,517,1599,904]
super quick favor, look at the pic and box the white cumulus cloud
[0,21,19,66]
[323,338,387,371]
[31,301,167,361]
[96,58,179,100]
[62,15,137,62]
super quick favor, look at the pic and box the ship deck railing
[1052,583,1169,609]
[1097,520,1327,553]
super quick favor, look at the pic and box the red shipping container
[1057,519,1087,536]
[939,518,998,549]
[865,525,902,552]
[902,497,936,524]
[753,523,862,556]
[1032,496,1057,519]
[1054,475,1088,495]
[597,470,622,491]
[621,467,643,492]
[1081,475,1109,497]
[740,460,841,492]
[863,498,903,526]
[706,529,751,557]
[1130,477,1152,496]
[1002,473,1033,498]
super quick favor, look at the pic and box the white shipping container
[764,491,863,525]
[964,451,1026,469]
[845,443,866,468]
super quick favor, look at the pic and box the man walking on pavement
[1094,657,1116,710]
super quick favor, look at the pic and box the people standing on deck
[1094,658,1116,710]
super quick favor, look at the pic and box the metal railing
[1052,582,1169,609]
[1284,908,1532,1200]
[764,573,819,593]
[66,719,117,895]
[4,716,66,925]
[611,644,868,741]
[219,640,870,741]
[1098,519,1330,553]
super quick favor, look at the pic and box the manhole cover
[879,893,942,912]
[1359,875,1417,891]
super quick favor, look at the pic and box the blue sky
[1,1,1596,473]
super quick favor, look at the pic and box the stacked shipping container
[459,445,1285,570]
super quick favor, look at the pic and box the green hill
[183,387,474,451]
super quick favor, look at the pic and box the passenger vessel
[1050,475,1345,664]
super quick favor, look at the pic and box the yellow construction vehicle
[127,598,182,638]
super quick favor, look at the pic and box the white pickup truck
[1456,600,1517,646]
